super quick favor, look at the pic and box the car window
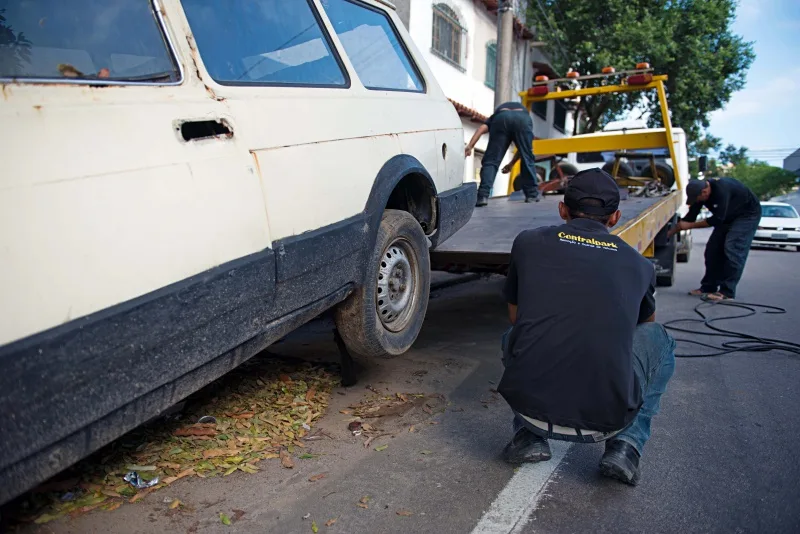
[0,0,180,83]
[181,0,346,87]
[761,205,799,218]
[322,0,424,92]
[576,152,605,164]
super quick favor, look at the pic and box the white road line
[471,442,572,534]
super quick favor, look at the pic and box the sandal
[703,292,732,301]
[688,288,707,296]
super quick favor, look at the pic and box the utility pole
[494,0,515,107]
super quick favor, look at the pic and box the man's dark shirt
[499,218,656,432]
[683,177,760,227]
[484,101,527,129]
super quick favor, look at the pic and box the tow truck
[431,67,691,286]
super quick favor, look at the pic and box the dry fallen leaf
[169,499,181,509]
[306,388,316,401]
[325,517,338,527]
[280,374,292,384]
[308,473,328,482]
[375,444,388,452]
[158,462,182,470]
[396,509,413,517]
[231,412,255,419]
[357,495,370,509]
[203,449,239,459]
[174,426,217,437]
[280,449,295,469]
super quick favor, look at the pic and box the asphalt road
[17,229,800,534]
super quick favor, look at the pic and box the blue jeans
[478,111,539,199]
[502,322,676,454]
[701,215,759,298]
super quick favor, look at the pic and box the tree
[718,144,748,166]
[730,161,798,200]
[0,9,32,75]
[527,0,754,141]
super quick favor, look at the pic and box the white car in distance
[753,202,800,251]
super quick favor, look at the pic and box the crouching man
[499,169,676,485]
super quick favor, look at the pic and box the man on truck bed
[464,102,540,206]
[668,178,760,300]
[499,169,676,485]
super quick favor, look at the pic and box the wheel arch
[364,155,438,236]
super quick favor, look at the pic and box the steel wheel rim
[376,238,418,332]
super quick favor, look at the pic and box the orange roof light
[602,66,615,74]
[566,70,580,78]
[535,75,549,82]
[528,86,549,97]
[636,62,650,70]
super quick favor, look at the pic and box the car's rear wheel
[335,210,430,357]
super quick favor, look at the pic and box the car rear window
[0,0,180,83]
[181,0,347,87]
[322,0,424,92]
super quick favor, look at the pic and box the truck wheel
[335,210,431,358]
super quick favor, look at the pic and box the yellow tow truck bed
[429,191,680,272]
[430,70,687,284]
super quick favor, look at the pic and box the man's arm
[637,271,657,324]
[508,304,518,324]
[504,239,520,324]
[501,151,522,174]
[669,217,710,237]
[465,124,489,157]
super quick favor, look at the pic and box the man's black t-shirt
[499,218,656,432]
[683,177,760,227]
[485,101,527,129]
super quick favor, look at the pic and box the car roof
[761,201,794,207]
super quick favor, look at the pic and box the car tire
[335,209,431,358]
[601,161,634,179]
[548,162,579,182]
[640,163,675,188]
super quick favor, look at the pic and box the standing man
[464,101,540,206]
[500,169,676,485]
[668,178,760,300]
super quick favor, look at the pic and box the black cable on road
[664,300,800,358]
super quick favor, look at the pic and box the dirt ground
[8,275,496,534]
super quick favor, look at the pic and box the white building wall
[407,0,571,196]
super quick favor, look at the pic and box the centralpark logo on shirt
[558,231,618,251]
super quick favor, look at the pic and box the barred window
[431,4,464,68]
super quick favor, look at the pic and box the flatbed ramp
[431,193,673,273]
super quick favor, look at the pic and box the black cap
[564,168,620,216]
[685,179,707,205]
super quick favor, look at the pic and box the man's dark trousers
[701,215,759,298]
[478,111,539,199]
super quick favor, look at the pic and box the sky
[707,0,800,166]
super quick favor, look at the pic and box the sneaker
[524,195,541,203]
[476,196,489,207]
[502,428,552,464]
[599,439,641,486]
